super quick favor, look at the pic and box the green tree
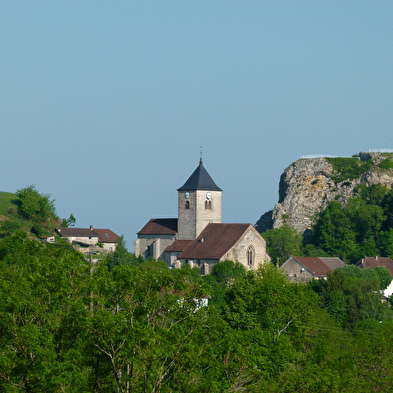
[61,213,76,228]
[314,268,393,330]
[262,225,303,265]
[345,197,385,241]
[203,260,247,310]
[374,266,392,290]
[15,185,56,221]
[311,201,359,262]
[0,232,92,392]
[1,219,21,235]
[376,228,393,258]
[88,261,219,392]
[210,260,246,288]
[105,235,144,271]
[223,264,323,380]
[355,183,389,205]
[381,186,393,230]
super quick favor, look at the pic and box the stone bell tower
[177,159,222,240]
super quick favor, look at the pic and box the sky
[1,1,393,251]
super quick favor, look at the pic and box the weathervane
[200,146,203,165]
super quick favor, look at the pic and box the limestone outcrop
[256,152,393,235]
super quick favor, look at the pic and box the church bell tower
[177,159,222,240]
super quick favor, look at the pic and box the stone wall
[177,189,222,239]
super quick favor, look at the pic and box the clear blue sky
[1,1,393,250]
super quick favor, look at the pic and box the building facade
[135,159,270,273]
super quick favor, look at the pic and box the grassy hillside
[0,192,17,214]
[0,190,60,238]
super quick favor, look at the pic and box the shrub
[326,157,374,183]
[2,220,21,235]
[379,159,393,170]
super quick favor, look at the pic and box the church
[134,159,271,274]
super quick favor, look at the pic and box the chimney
[376,256,379,260]
[90,225,93,230]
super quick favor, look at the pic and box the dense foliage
[15,185,56,221]
[309,184,393,263]
[1,234,393,392]
[325,156,374,183]
[263,184,393,264]
[262,225,303,264]
[1,186,63,239]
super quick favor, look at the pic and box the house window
[185,201,190,209]
[247,245,255,265]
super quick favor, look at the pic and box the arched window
[185,201,190,209]
[205,200,212,210]
[247,245,255,266]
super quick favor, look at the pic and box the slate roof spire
[177,159,222,191]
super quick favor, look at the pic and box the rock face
[256,153,393,235]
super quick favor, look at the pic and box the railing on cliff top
[300,155,351,159]
[301,149,393,159]
[367,149,393,153]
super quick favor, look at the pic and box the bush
[379,159,393,170]
[1,220,21,235]
[326,157,374,183]
[31,223,46,237]
[15,185,56,221]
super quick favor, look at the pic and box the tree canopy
[1,234,393,392]
[15,185,56,221]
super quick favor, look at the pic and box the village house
[281,256,345,282]
[40,235,55,244]
[134,159,271,274]
[356,256,393,297]
[55,225,120,254]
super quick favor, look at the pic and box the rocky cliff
[256,152,393,235]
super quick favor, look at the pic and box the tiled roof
[56,227,120,243]
[93,228,120,243]
[357,257,393,277]
[177,159,222,191]
[319,257,345,270]
[178,223,251,260]
[291,256,333,277]
[165,239,193,252]
[137,218,178,235]
[56,227,99,238]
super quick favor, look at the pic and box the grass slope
[0,191,59,238]
[0,191,19,217]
